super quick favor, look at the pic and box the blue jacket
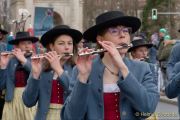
[165,43,180,114]
[149,63,158,86]
[61,56,159,120]
[0,57,31,101]
[165,43,180,98]
[22,63,73,120]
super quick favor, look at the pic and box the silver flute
[31,53,73,59]
[31,44,131,59]
[140,57,149,62]
[78,44,132,56]
[0,50,33,55]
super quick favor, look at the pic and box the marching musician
[22,25,82,120]
[0,24,8,120]
[128,38,159,120]
[128,38,158,86]
[61,11,159,120]
[0,31,38,120]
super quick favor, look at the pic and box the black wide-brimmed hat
[8,32,39,45]
[0,24,8,35]
[83,11,141,42]
[40,25,82,47]
[128,39,153,52]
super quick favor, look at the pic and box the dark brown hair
[42,34,78,71]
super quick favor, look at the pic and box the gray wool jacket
[22,63,73,120]
[61,56,159,120]
[0,57,31,101]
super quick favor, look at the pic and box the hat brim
[83,16,141,42]
[40,28,82,47]
[0,29,8,35]
[8,37,39,45]
[128,44,153,52]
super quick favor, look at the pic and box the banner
[34,7,54,37]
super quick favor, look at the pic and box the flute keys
[0,52,11,55]
[31,53,74,59]
[99,49,104,52]
[0,50,33,56]
[85,51,89,54]
[78,51,94,56]
[31,55,44,59]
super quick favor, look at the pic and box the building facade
[2,0,180,38]
[9,0,83,32]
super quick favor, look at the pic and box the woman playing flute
[61,11,159,120]
[22,25,82,120]
[128,38,158,120]
[0,31,38,120]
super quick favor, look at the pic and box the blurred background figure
[158,28,168,42]
[128,37,158,120]
[6,32,14,51]
[149,32,159,64]
[139,32,147,40]
[0,24,8,52]
[157,28,174,95]
[129,38,152,62]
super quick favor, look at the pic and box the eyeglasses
[108,27,132,36]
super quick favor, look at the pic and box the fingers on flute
[31,57,42,63]
[82,48,95,59]
[51,51,62,59]
[31,55,43,59]
[0,52,10,56]
[98,41,111,50]
[32,58,40,64]
[49,51,59,60]
[79,48,91,56]
[44,53,52,62]
[76,48,88,62]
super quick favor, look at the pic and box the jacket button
[98,74,101,79]
[98,103,102,107]
[98,88,102,92]
[122,111,126,116]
